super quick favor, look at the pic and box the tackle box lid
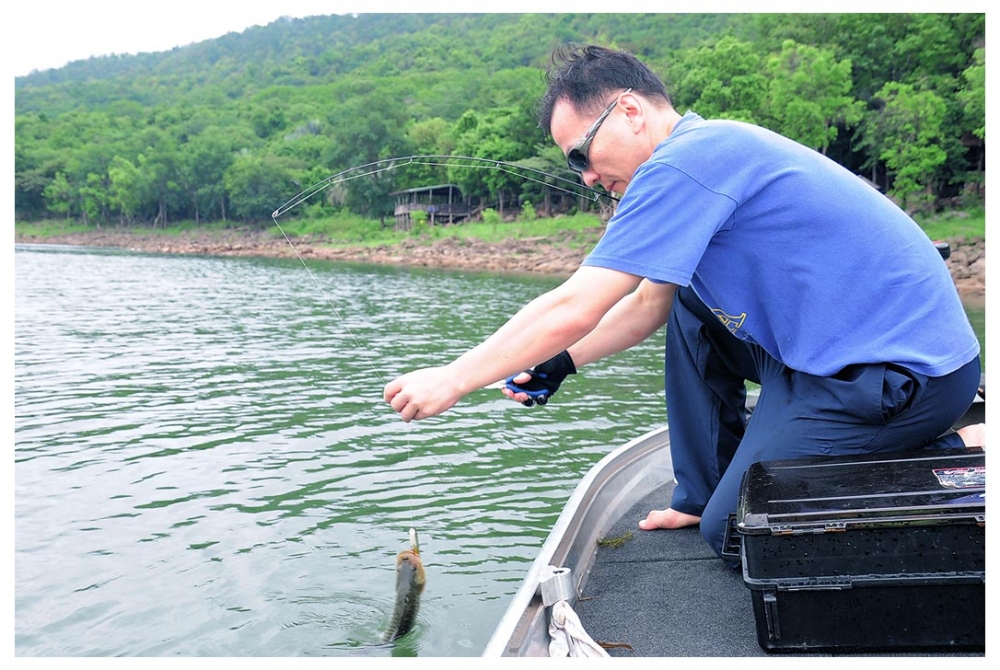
[736,448,985,535]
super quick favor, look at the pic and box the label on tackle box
[932,465,985,489]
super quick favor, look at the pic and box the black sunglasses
[566,88,632,174]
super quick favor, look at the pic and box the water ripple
[15,245,667,657]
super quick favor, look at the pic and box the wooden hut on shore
[390,184,471,231]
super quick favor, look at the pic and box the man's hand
[501,350,577,407]
[383,366,464,422]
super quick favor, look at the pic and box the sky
[10,1,354,77]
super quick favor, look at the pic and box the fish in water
[383,528,426,642]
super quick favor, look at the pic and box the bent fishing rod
[268,154,617,389]
[271,154,618,220]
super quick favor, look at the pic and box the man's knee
[698,509,730,559]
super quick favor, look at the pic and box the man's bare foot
[957,423,986,448]
[638,508,701,531]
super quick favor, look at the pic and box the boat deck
[574,481,765,656]
[574,481,984,658]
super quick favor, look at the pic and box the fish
[383,528,426,642]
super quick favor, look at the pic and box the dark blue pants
[664,286,981,558]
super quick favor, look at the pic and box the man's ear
[620,92,642,130]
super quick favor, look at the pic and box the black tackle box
[732,447,985,653]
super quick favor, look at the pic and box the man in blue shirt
[384,45,983,558]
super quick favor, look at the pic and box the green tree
[224,153,298,223]
[397,117,456,189]
[752,13,981,189]
[79,172,110,226]
[506,141,613,219]
[318,90,413,221]
[107,156,143,226]
[955,46,985,199]
[247,100,289,139]
[42,172,75,220]
[13,13,985,222]
[510,150,574,218]
[14,114,57,219]
[669,35,767,123]
[62,138,117,218]
[764,40,863,153]
[450,105,544,215]
[958,47,985,141]
[862,82,948,211]
[136,136,183,227]
[179,126,256,222]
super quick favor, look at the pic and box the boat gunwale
[482,424,674,657]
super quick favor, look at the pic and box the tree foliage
[668,35,768,124]
[764,40,863,154]
[13,13,985,227]
[958,47,986,141]
[864,82,949,210]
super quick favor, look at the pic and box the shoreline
[15,227,986,300]
[15,226,600,277]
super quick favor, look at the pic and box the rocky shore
[15,226,986,299]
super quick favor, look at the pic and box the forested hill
[14,14,742,112]
[14,13,985,228]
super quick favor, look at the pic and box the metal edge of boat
[482,424,674,657]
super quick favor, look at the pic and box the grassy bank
[912,208,986,242]
[269,210,609,253]
[16,206,984,248]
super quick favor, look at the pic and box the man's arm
[567,279,676,366]
[383,266,642,421]
[503,279,677,404]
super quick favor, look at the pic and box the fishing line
[270,214,389,388]
[270,207,420,524]
[271,157,613,610]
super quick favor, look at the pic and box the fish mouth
[396,550,426,590]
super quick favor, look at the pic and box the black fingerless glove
[505,350,577,407]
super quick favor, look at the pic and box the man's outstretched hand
[384,366,464,422]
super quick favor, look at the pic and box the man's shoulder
[658,114,814,168]
[672,112,772,141]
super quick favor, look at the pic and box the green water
[14,244,667,657]
[14,243,986,657]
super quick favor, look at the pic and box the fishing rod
[269,155,618,388]
[271,154,618,220]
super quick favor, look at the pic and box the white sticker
[932,466,985,489]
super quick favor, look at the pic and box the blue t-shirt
[582,112,979,377]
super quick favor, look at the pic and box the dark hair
[538,44,671,135]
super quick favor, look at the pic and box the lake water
[13,243,987,657]
[14,243,670,657]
